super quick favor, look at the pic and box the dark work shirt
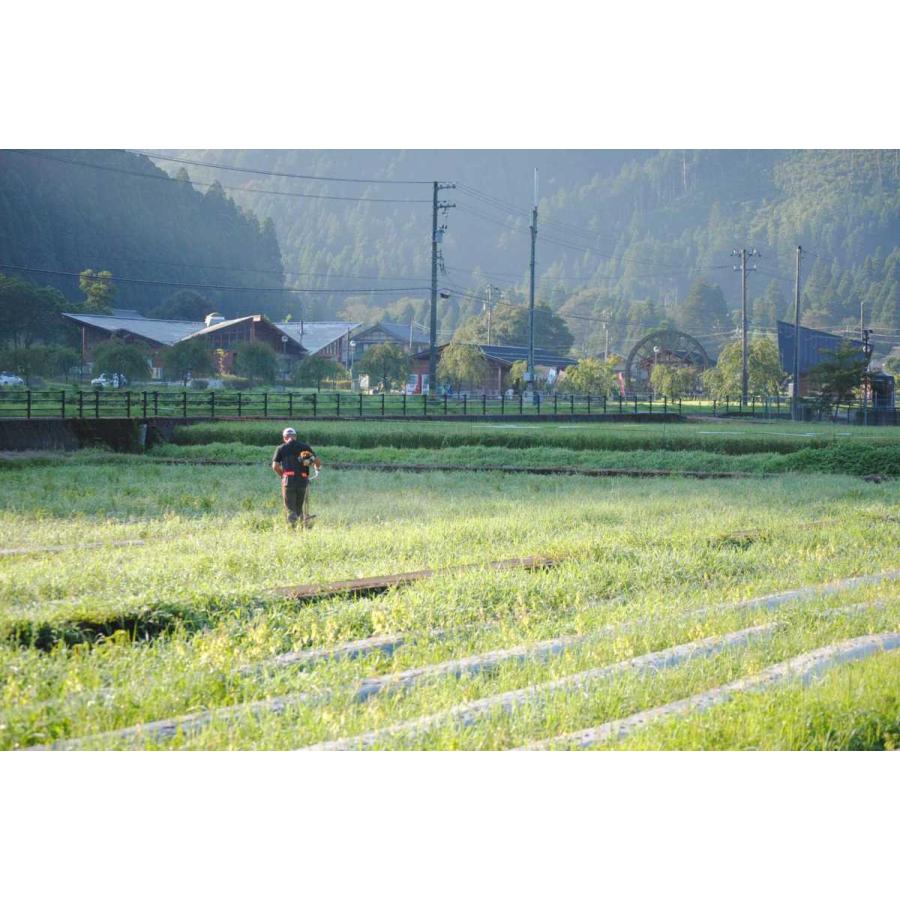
[273,439,315,479]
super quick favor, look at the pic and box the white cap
[283,427,297,437]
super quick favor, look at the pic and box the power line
[140,152,434,185]
[3,150,432,203]
[47,250,429,285]
[0,263,428,295]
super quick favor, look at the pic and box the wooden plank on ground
[273,555,559,601]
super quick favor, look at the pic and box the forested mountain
[152,149,900,357]
[2,149,897,360]
[0,150,285,319]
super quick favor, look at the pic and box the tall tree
[454,303,573,353]
[91,339,152,382]
[677,280,730,337]
[701,337,786,399]
[806,343,867,417]
[0,275,69,347]
[561,358,615,395]
[650,364,696,398]
[355,343,410,392]
[233,341,278,385]
[293,356,349,390]
[437,343,489,391]
[79,270,116,313]
[162,341,216,385]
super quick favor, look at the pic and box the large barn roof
[63,313,203,346]
[275,321,360,355]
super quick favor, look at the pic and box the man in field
[272,426,320,528]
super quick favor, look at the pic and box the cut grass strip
[254,570,900,675]
[41,618,629,749]
[302,624,776,751]
[521,632,900,750]
[31,572,900,749]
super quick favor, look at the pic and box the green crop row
[170,419,900,456]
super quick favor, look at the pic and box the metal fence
[0,388,894,424]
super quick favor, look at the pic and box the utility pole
[428,181,455,393]
[732,248,759,405]
[792,246,803,421]
[527,169,538,388]
[600,310,611,361]
[484,284,499,345]
[860,305,869,425]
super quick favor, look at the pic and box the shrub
[220,375,252,391]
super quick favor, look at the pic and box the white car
[0,372,25,387]
[91,372,127,388]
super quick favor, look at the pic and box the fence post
[536,393,541,415]
[423,392,427,416]
[619,395,623,414]
[263,392,268,418]
[61,390,66,419]
[381,393,385,417]
[443,393,448,415]
[287,393,292,418]
[482,393,486,416]
[725,396,729,414]
[26,390,31,419]
[336,393,341,417]
[153,391,159,416]
[752,396,756,415]
[587,394,591,415]
[463,394,467,416]
[570,394,574,415]
[312,393,318,418]
[124,390,130,419]
[359,392,363,417]
[237,392,242,417]
[603,395,607,415]
[211,391,216,418]
[142,391,148,418]
[95,390,100,419]
[679,398,682,415]
[634,396,638,414]
[78,390,84,418]
[402,393,406,417]
[649,397,653,415]
[501,393,505,415]
[554,394,558,415]
[663,395,667,415]
[519,393,523,415]
[182,391,187,420]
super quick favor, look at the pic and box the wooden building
[411,343,576,395]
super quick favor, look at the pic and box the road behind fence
[0,388,894,425]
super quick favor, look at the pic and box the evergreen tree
[677,280,729,337]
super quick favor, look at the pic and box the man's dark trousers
[282,476,308,527]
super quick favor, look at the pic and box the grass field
[1,417,898,750]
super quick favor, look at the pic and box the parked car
[0,372,25,387]
[90,372,127,388]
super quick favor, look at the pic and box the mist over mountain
[154,149,900,356]
[2,148,897,359]
[0,149,285,319]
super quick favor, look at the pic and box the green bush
[220,375,252,391]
